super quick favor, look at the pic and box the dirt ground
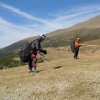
[0,45,100,100]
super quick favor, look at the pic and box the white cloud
[0,3,100,48]
[0,3,49,24]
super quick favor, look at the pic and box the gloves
[44,50,47,54]
[40,50,47,54]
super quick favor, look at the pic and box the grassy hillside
[0,44,100,100]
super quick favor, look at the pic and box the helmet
[40,34,46,40]
[77,38,80,41]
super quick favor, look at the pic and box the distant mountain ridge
[0,15,100,57]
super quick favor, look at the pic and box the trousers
[28,53,37,70]
[74,48,79,58]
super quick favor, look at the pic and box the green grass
[0,54,25,70]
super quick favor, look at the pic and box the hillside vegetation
[0,54,25,70]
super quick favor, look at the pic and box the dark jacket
[31,39,42,51]
[31,39,46,54]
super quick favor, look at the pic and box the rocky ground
[0,45,100,100]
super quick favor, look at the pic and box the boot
[31,67,39,73]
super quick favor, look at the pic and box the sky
[0,0,100,48]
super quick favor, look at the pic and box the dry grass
[0,45,100,100]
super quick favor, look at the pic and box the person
[74,38,82,59]
[28,34,47,73]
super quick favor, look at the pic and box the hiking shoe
[31,69,39,73]
[31,67,39,73]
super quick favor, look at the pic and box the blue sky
[0,0,100,48]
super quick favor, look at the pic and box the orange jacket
[75,41,80,48]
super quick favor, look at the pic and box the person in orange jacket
[74,38,82,59]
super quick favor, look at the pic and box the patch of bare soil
[0,46,100,100]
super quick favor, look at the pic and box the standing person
[74,38,82,59]
[29,34,47,73]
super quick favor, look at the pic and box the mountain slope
[0,15,100,57]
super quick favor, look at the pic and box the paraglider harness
[18,39,47,63]
[70,41,75,53]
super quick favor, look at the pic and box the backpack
[70,41,75,53]
[18,41,34,62]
